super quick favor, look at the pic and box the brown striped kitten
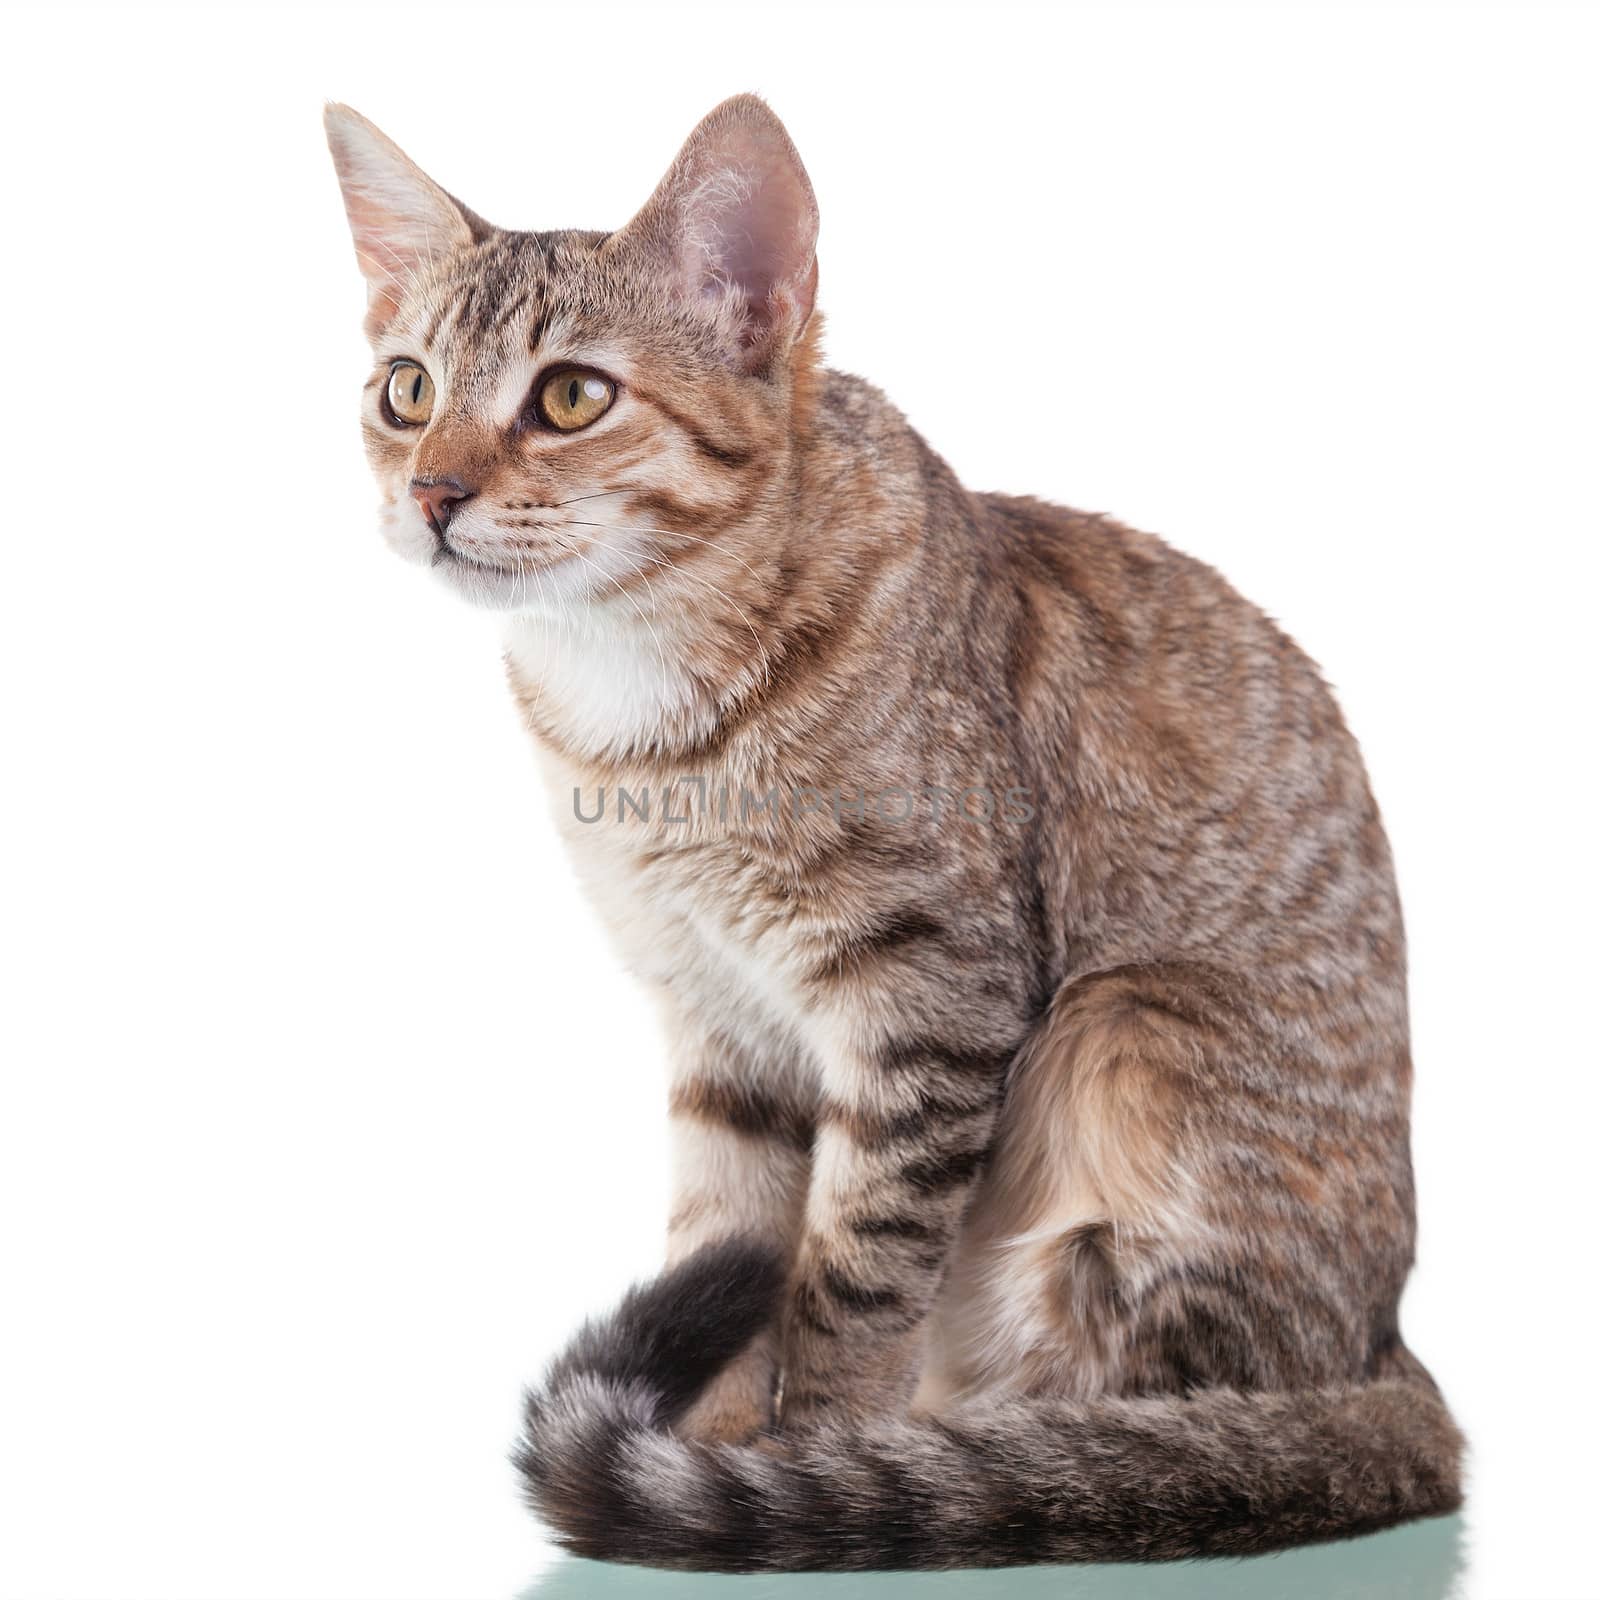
[326,96,1463,1572]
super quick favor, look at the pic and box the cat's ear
[611,95,819,373]
[323,104,486,337]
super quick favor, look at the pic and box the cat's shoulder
[808,367,915,451]
[974,491,1316,672]
[976,491,1187,585]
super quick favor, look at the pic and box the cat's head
[324,96,820,615]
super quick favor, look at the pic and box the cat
[325,94,1463,1573]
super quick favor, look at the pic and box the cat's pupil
[568,379,580,410]
[411,373,423,404]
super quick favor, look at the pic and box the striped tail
[513,1241,1464,1573]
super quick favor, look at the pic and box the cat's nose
[410,475,475,534]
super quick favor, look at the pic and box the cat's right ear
[323,104,485,337]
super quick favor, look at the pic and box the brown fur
[326,94,1462,1571]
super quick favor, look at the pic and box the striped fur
[327,95,1464,1570]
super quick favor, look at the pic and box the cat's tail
[513,1240,1464,1573]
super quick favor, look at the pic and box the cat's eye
[385,362,435,426]
[537,368,615,432]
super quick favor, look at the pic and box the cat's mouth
[425,528,594,611]
[420,512,643,610]
[433,540,515,576]
[433,535,573,579]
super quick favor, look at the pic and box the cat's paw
[771,1390,837,1435]
[674,1392,771,1446]
[673,1345,776,1445]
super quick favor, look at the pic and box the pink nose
[410,475,474,534]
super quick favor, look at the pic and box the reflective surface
[522,1514,1466,1600]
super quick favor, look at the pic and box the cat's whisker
[554,522,774,690]
[526,558,562,683]
[564,518,780,687]
[550,488,636,509]
[567,517,777,595]
[556,540,672,674]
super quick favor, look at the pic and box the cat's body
[326,96,1462,1572]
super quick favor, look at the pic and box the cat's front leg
[778,1022,1017,1428]
[660,1005,815,1443]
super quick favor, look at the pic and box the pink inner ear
[712,164,812,306]
[694,163,819,357]
[343,192,436,334]
[343,181,457,295]
[671,109,819,352]
[608,96,820,363]
[325,106,478,334]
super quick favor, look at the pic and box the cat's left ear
[610,95,819,373]
[324,103,487,337]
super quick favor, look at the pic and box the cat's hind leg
[920,960,1398,1408]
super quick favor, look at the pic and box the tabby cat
[325,95,1463,1573]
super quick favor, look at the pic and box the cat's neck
[501,368,946,770]
[501,601,726,765]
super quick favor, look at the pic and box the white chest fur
[555,782,819,1063]
[501,609,719,765]
[502,610,858,1086]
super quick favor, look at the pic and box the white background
[1,4,1595,1598]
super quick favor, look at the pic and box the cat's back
[796,370,1391,977]
[978,486,1361,784]
[804,367,1332,723]
[977,488,1307,698]
[972,488,1398,983]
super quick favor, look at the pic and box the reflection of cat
[327,94,1462,1571]
[522,1513,1467,1599]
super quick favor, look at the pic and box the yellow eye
[538,368,614,431]
[386,362,434,426]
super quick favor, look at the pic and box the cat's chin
[428,547,565,611]
[426,545,602,613]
